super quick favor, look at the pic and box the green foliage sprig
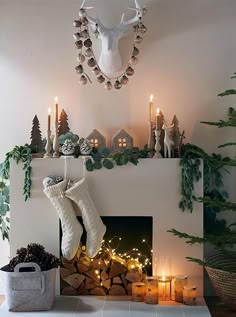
[85,146,149,172]
[0,174,10,240]
[1,145,32,201]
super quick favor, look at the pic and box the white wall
[0,0,236,293]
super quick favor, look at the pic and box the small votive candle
[183,286,197,305]
[132,282,146,302]
[175,275,188,303]
[145,277,159,304]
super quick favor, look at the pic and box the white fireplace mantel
[9,158,203,295]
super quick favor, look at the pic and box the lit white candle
[149,94,154,123]
[48,108,51,131]
[156,108,161,130]
[54,96,58,125]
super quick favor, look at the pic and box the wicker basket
[205,253,236,311]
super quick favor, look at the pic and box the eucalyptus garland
[85,146,149,172]
[0,174,10,240]
[1,144,33,201]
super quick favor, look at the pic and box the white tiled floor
[0,296,212,317]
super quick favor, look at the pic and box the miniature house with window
[112,129,133,151]
[87,129,106,149]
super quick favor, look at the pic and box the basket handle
[14,262,41,273]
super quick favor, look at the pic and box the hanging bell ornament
[75,64,84,74]
[133,24,139,32]
[126,66,134,76]
[97,75,105,83]
[73,20,82,27]
[81,29,89,38]
[92,67,100,75]
[75,40,83,49]
[135,35,143,44]
[73,32,81,41]
[114,80,122,90]
[105,81,112,90]
[84,39,92,48]
[132,46,139,56]
[130,56,138,66]
[85,48,93,57]
[79,8,87,18]
[140,24,147,33]
[77,53,86,63]
[120,75,129,85]
[88,58,96,68]
[94,24,100,38]
[142,7,148,16]
[79,75,88,85]
[82,17,88,26]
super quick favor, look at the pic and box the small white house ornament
[112,129,133,151]
[87,129,106,149]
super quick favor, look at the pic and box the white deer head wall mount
[73,0,148,90]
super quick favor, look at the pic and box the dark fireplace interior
[60,216,153,296]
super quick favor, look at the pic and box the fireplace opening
[60,216,153,296]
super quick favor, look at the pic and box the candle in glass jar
[48,108,51,131]
[158,274,171,301]
[145,277,159,304]
[183,286,197,305]
[149,94,154,123]
[175,275,188,302]
[132,282,145,302]
[54,96,58,125]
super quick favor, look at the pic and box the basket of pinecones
[0,243,60,312]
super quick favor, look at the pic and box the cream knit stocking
[43,180,83,260]
[65,178,106,258]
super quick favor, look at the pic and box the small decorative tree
[169,74,236,309]
[58,109,70,136]
[30,115,42,153]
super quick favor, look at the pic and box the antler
[80,0,105,33]
[119,0,142,28]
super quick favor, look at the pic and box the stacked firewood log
[60,249,146,295]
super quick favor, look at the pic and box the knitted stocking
[43,180,83,260]
[65,178,106,258]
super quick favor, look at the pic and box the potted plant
[169,75,236,311]
[0,243,60,312]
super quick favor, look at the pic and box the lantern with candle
[183,286,197,305]
[145,276,159,304]
[175,275,188,303]
[132,282,146,302]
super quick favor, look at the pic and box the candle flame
[48,108,51,114]
[54,96,58,103]
[162,273,166,281]
[150,94,153,102]
[156,108,160,115]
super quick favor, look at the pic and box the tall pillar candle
[54,96,58,125]
[156,108,161,130]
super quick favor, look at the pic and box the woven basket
[205,253,236,311]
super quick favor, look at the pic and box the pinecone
[9,256,20,272]
[16,247,27,262]
[24,253,39,264]
[27,243,45,256]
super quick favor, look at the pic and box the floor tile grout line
[129,299,131,317]
[100,296,106,317]
[181,306,186,317]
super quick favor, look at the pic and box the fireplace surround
[8,158,203,295]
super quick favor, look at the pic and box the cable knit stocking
[65,178,106,258]
[43,180,83,260]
